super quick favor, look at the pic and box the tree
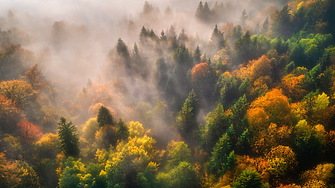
[232,169,267,188]
[22,64,46,90]
[116,118,129,141]
[175,90,199,141]
[234,30,253,64]
[209,133,236,176]
[262,17,269,34]
[58,117,80,158]
[157,161,200,188]
[272,5,292,40]
[0,79,33,108]
[193,45,201,64]
[210,24,225,52]
[166,141,192,170]
[97,106,114,128]
[240,9,248,26]
[17,119,43,143]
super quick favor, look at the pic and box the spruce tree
[194,45,201,64]
[116,118,129,141]
[240,9,247,26]
[97,106,114,128]
[58,117,80,158]
[262,17,269,34]
[175,90,199,140]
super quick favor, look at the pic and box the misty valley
[1,0,335,187]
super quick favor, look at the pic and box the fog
[0,0,288,145]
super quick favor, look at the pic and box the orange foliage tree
[249,55,272,82]
[280,74,307,102]
[248,89,292,126]
[17,120,43,142]
[191,62,210,83]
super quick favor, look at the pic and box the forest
[1,0,335,187]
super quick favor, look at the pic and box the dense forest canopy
[1,0,335,187]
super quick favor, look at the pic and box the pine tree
[194,45,201,64]
[178,29,187,44]
[262,17,269,34]
[195,1,204,19]
[175,90,199,140]
[58,117,80,158]
[116,118,129,141]
[240,9,247,26]
[97,106,114,128]
[210,24,225,51]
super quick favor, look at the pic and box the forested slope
[1,0,335,187]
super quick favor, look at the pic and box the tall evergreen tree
[194,45,201,64]
[262,17,269,34]
[116,118,129,141]
[175,90,199,141]
[272,5,292,39]
[97,106,114,128]
[58,117,80,158]
[210,24,225,52]
[239,9,247,26]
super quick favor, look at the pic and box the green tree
[272,5,292,40]
[209,133,236,176]
[210,24,225,52]
[193,45,201,64]
[58,117,80,158]
[166,141,192,170]
[97,106,114,128]
[116,118,129,141]
[175,90,198,141]
[157,161,200,188]
[232,169,267,188]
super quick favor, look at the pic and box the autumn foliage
[17,120,43,142]
[191,62,210,83]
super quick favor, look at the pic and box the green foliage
[166,141,192,170]
[213,72,238,106]
[136,162,159,188]
[175,90,198,140]
[82,118,99,142]
[232,169,267,188]
[203,95,248,151]
[58,117,80,158]
[237,129,250,154]
[272,5,292,40]
[210,24,225,52]
[209,133,236,176]
[157,161,200,188]
[293,120,324,168]
[97,106,114,128]
[193,45,201,64]
[58,157,85,188]
[239,77,251,96]
[313,92,329,111]
[116,118,129,141]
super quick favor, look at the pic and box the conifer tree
[240,9,247,26]
[97,106,114,128]
[58,117,79,158]
[175,90,199,140]
[116,118,129,141]
[262,17,269,34]
[194,45,201,64]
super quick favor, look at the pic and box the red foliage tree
[17,120,43,142]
